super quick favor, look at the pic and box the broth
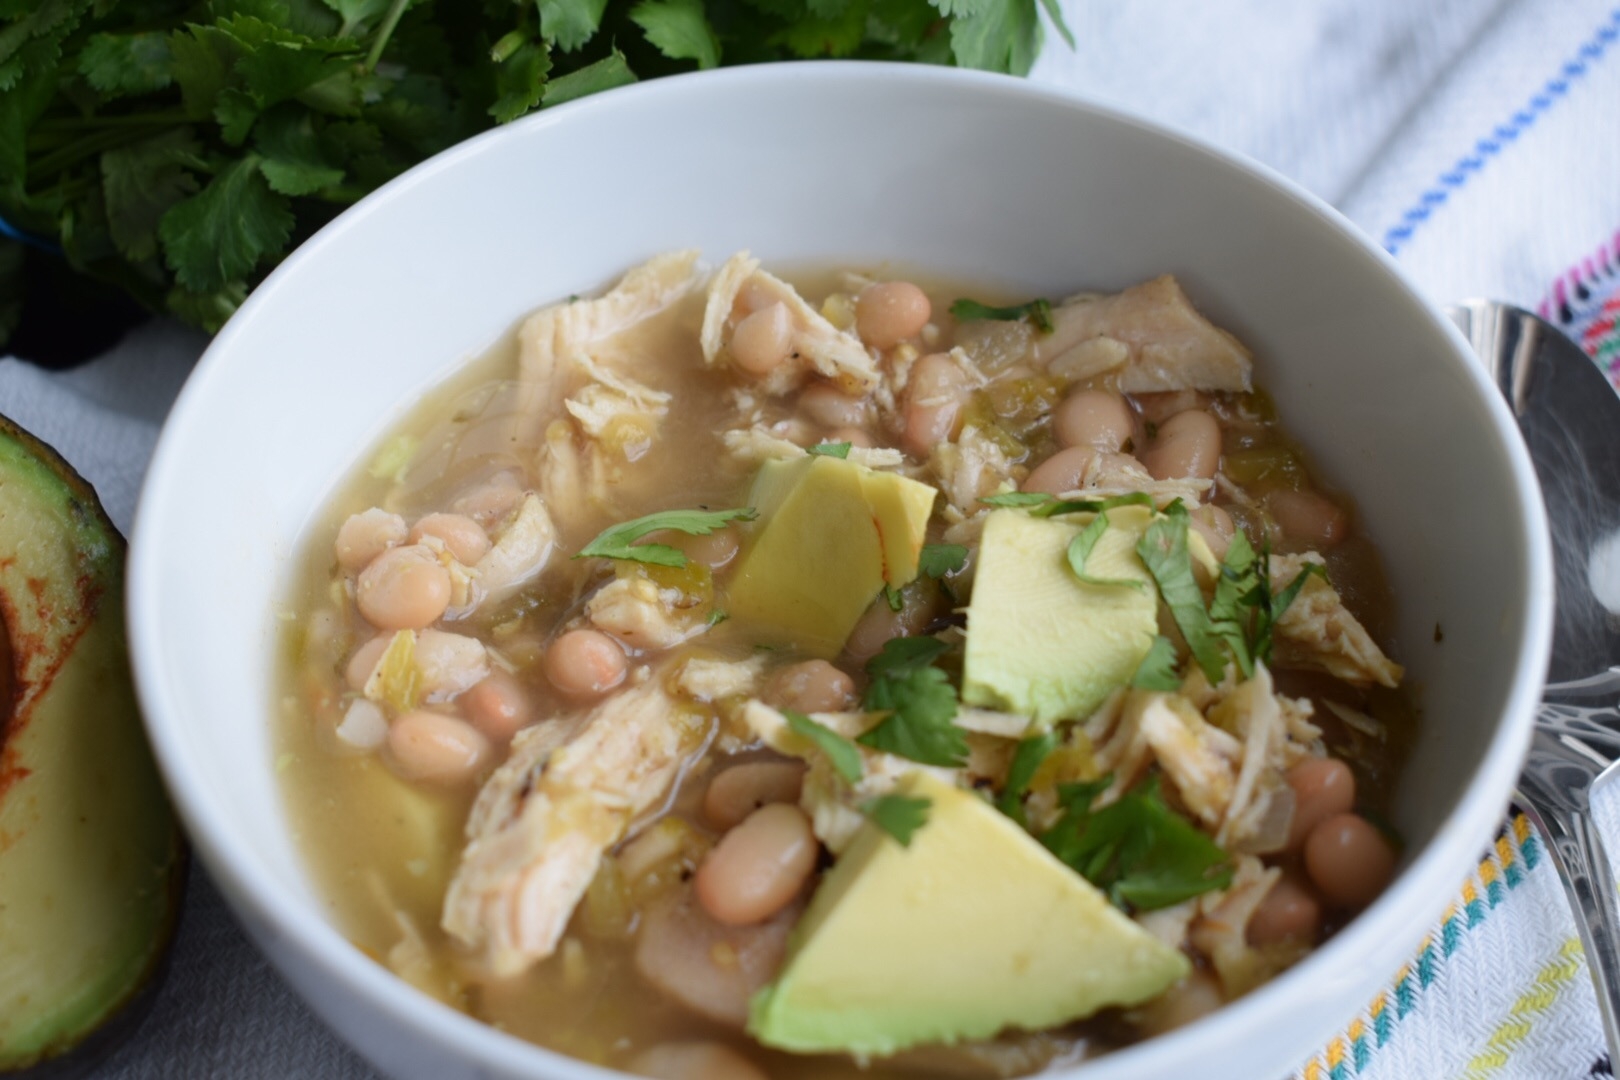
[278,255,1415,1078]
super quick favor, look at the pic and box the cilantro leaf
[159,154,294,292]
[996,729,1055,825]
[865,634,947,677]
[490,39,552,123]
[1136,504,1227,684]
[540,0,610,51]
[776,0,868,58]
[949,295,1053,332]
[1257,558,1326,665]
[858,636,966,767]
[948,0,1040,75]
[1131,636,1181,691]
[631,0,722,69]
[1065,510,1146,591]
[575,506,756,568]
[979,491,1054,508]
[102,129,202,262]
[918,543,967,578]
[1207,528,1257,679]
[254,107,345,195]
[861,793,931,846]
[808,440,852,459]
[1031,491,1155,518]
[783,709,863,784]
[541,50,636,106]
[1035,0,1074,47]
[882,583,903,612]
[1040,776,1232,911]
[79,32,174,98]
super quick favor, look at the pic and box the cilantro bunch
[0,0,1073,348]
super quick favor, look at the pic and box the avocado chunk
[0,416,185,1073]
[748,771,1189,1054]
[961,506,1159,724]
[726,455,936,656]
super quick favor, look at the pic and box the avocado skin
[0,414,186,1075]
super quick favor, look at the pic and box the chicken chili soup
[279,251,1416,1079]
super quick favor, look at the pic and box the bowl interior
[130,63,1548,1080]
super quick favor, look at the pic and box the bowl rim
[127,58,1554,1080]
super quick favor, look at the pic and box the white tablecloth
[10,1,1620,1075]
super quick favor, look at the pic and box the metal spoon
[1449,299,1620,1062]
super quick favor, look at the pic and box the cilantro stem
[29,128,164,185]
[490,30,528,63]
[365,0,414,72]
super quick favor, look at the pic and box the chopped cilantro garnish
[857,637,967,768]
[808,440,852,459]
[861,793,932,847]
[949,297,1055,333]
[978,491,1155,517]
[1261,559,1327,663]
[783,709,863,785]
[705,609,730,627]
[882,583,904,612]
[1130,636,1182,691]
[1032,492,1156,519]
[996,730,1057,826]
[919,543,969,578]
[1135,503,1229,684]
[575,507,756,568]
[1040,775,1233,911]
[1064,510,1146,591]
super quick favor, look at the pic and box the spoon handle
[1517,720,1620,1062]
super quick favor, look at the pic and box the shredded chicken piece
[465,493,556,613]
[1205,664,1291,851]
[516,250,699,429]
[929,425,1017,519]
[1270,553,1404,688]
[410,630,489,702]
[586,574,711,651]
[1036,275,1253,393]
[1135,899,1199,951]
[671,654,769,703]
[1083,689,1151,804]
[1190,855,1287,996]
[1136,692,1242,829]
[562,353,671,456]
[442,679,704,975]
[1050,448,1212,508]
[721,425,906,470]
[701,252,880,396]
[739,700,1005,852]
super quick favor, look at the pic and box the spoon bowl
[1450,298,1620,1061]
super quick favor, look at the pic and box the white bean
[335,508,406,572]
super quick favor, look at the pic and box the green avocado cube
[961,507,1159,724]
[727,456,936,657]
[748,771,1189,1055]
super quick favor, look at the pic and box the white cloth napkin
[11,1,1619,1075]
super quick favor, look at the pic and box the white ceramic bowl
[128,62,1553,1080]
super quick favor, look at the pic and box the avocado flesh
[961,507,1160,724]
[748,772,1190,1055]
[727,456,936,657]
[0,417,185,1072]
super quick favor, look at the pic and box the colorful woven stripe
[1538,227,1620,384]
[1292,815,1544,1079]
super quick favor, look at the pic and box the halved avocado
[0,415,186,1073]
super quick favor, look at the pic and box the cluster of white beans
[689,660,854,927]
[1245,758,1397,946]
[332,497,647,786]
